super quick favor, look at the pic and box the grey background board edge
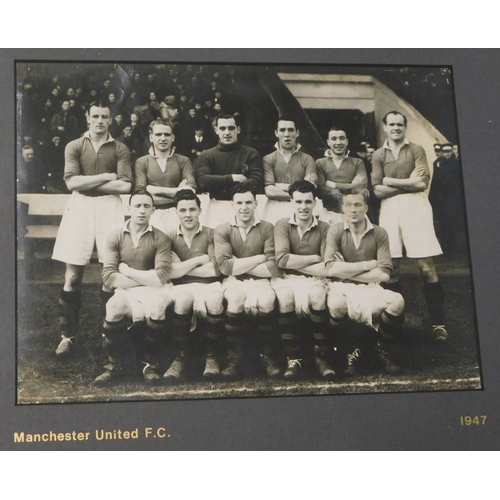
[1,48,497,450]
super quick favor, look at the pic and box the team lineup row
[50,105,447,385]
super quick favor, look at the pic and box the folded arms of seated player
[102,230,172,289]
[324,224,392,283]
[327,252,390,283]
[169,253,220,279]
[214,223,281,278]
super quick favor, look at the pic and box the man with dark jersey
[52,102,132,358]
[371,111,447,341]
[325,188,405,375]
[95,189,175,385]
[273,181,332,379]
[167,190,224,380]
[262,118,318,224]
[134,118,197,235]
[194,113,264,228]
[214,184,281,379]
[316,127,368,225]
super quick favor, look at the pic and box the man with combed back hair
[52,102,132,359]
[272,180,332,380]
[214,184,282,379]
[325,188,405,376]
[371,111,447,342]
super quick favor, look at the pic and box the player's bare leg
[256,286,280,378]
[203,290,225,378]
[56,264,85,357]
[164,291,193,383]
[222,287,247,379]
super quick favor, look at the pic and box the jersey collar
[83,130,114,144]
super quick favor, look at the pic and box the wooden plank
[25,225,59,239]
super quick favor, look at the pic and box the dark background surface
[1,48,498,450]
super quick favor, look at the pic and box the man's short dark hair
[86,101,111,116]
[149,118,175,134]
[174,189,201,208]
[215,113,237,127]
[129,187,154,206]
[22,145,34,152]
[289,180,317,199]
[327,126,347,138]
[382,111,408,126]
[342,187,370,204]
[230,182,257,200]
[277,117,297,129]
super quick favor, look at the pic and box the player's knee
[64,265,84,290]
[224,287,246,312]
[257,287,276,314]
[105,296,129,322]
[309,285,327,311]
[274,287,295,313]
[327,292,347,318]
[173,290,194,316]
[386,292,405,316]
[417,257,438,282]
[204,289,224,315]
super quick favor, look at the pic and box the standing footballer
[371,111,447,341]
[52,102,132,357]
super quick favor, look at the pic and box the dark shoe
[221,362,238,379]
[163,358,184,383]
[55,337,74,357]
[284,358,302,380]
[260,354,281,378]
[432,325,448,341]
[344,347,361,376]
[94,364,123,386]
[376,342,402,374]
[315,357,336,380]
[203,357,220,379]
[143,363,161,385]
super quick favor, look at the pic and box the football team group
[50,103,448,386]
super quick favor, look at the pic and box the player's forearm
[373,185,405,199]
[299,262,329,277]
[170,259,204,279]
[246,262,274,278]
[347,269,390,283]
[384,176,423,188]
[186,262,219,278]
[147,185,179,197]
[265,185,290,201]
[327,261,375,279]
[231,255,267,275]
[401,182,427,192]
[105,273,142,289]
[94,180,132,194]
[122,267,163,287]
[66,173,113,191]
[283,254,322,270]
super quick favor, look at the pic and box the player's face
[342,194,368,224]
[232,191,257,224]
[383,113,406,142]
[87,106,112,136]
[292,190,316,222]
[150,124,174,153]
[216,118,240,145]
[453,145,459,156]
[129,194,154,226]
[275,120,298,151]
[327,130,348,156]
[177,199,201,231]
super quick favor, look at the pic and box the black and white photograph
[15,59,481,405]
